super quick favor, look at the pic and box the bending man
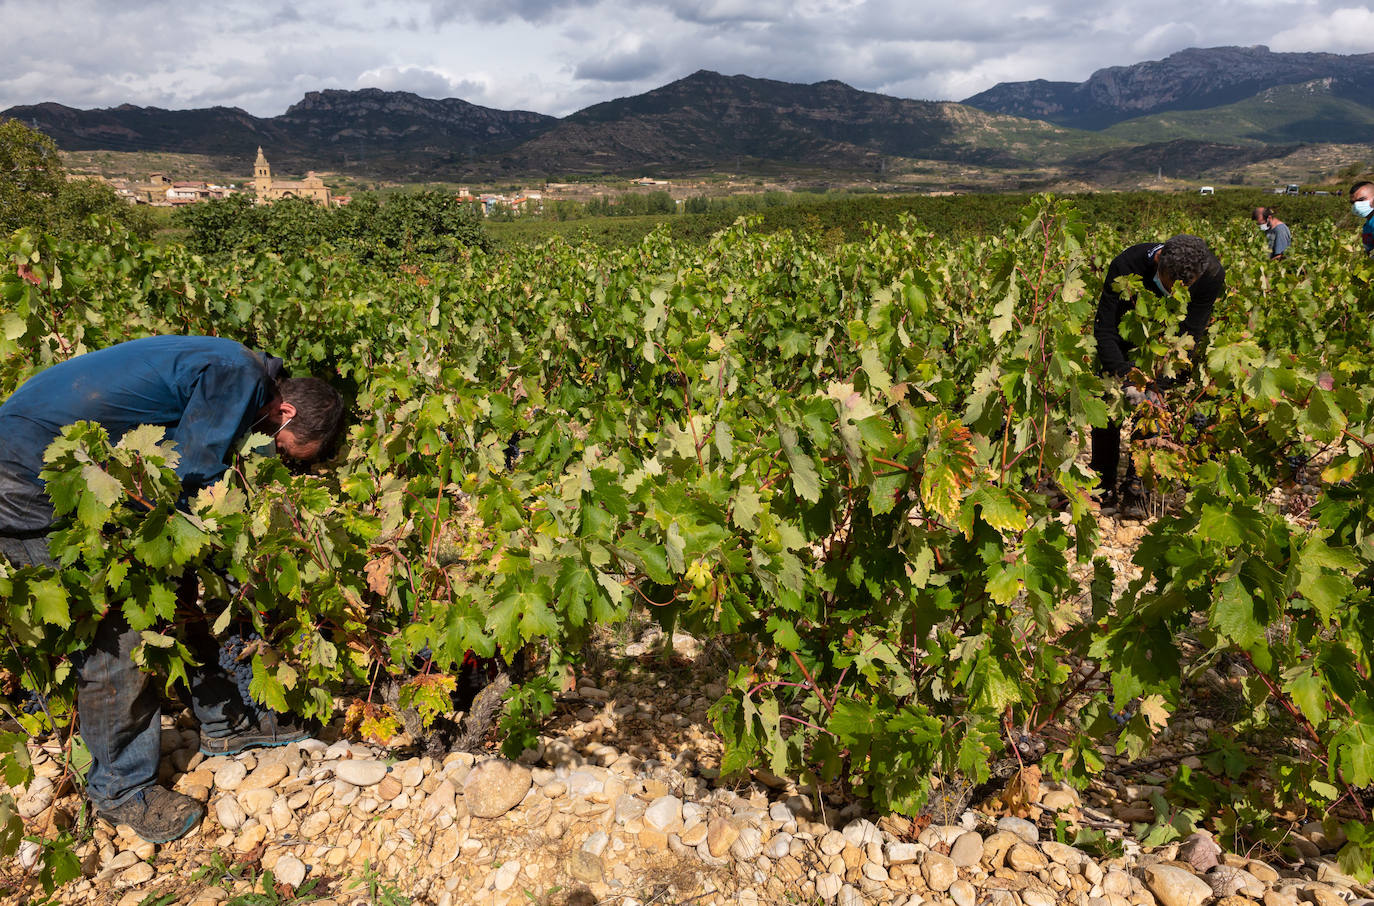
[0,335,344,843]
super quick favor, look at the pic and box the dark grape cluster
[20,688,45,716]
[1189,413,1210,431]
[504,432,524,470]
[1286,452,1308,481]
[218,629,264,720]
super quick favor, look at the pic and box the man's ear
[279,401,297,421]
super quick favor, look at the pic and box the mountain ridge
[962,45,1374,130]
[5,47,1373,184]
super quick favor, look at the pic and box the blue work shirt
[0,336,282,533]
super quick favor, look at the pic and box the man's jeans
[0,534,243,811]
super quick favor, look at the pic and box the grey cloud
[426,0,598,25]
[574,44,667,82]
[662,0,790,25]
[1,0,1369,121]
[356,65,487,100]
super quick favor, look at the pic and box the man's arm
[1093,257,1135,378]
[1178,264,1225,373]
[173,362,273,494]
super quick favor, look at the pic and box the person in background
[0,335,344,843]
[1252,207,1291,260]
[1351,181,1374,257]
[1091,235,1226,518]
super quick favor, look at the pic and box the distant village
[101,148,678,217]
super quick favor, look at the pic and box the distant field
[486,188,1356,249]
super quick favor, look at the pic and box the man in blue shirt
[1252,207,1292,260]
[0,335,344,843]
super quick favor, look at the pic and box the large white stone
[644,795,683,832]
[214,796,247,831]
[1144,864,1214,906]
[922,852,957,892]
[995,816,1038,843]
[274,855,307,889]
[335,759,388,787]
[462,758,532,819]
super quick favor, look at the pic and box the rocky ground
[0,507,1365,906]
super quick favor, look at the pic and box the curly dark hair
[277,377,345,457]
[1157,235,1214,286]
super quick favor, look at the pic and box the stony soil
[1,507,1367,906]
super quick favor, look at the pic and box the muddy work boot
[95,785,203,843]
[200,711,311,757]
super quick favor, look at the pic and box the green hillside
[1102,79,1374,146]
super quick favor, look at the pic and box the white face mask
[1355,199,1374,219]
[247,412,293,455]
[1259,223,1270,232]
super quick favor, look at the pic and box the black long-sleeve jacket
[1093,242,1225,379]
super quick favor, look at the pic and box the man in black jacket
[1091,235,1225,515]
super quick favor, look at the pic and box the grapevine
[1,196,1374,887]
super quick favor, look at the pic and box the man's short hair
[1158,235,1214,286]
[277,377,345,457]
[1350,181,1373,197]
[1254,207,1273,221]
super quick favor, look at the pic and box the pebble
[996,815,1038,843]
[17,840,41,871]
[981,831,1021,868]
[1041,840,1087,868]
[820,829,847,855]
[299,811,330,838]
[213,760,248,791]
[240,762,289,792]
[838,884,864,906]
[566,769,605,796]
[922,852,956,893]
[1006,842,1048,872]
[644,795,683,832]
[1208,865,1265,898]
[463,759,532,818]
[708,819,741,858]
[842,818,881,847]
[764,833,791,860]
[492,860,520,892]
[1040,788,1081,810]
[335,759,388,787]
[274,854,307,889]
[235,824,267,853]
[1178,830,1222,872]
[886,842,920,864]
[817,873,843,902]
[215,796,247,831]
[950,831,983,867]
[116,862,154,888]
[730,826,763,860]
[1145,863,1215,906]
[949,878,976,906]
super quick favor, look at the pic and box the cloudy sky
[1,0,1369,117]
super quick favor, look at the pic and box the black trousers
[1091,417,1152,492]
